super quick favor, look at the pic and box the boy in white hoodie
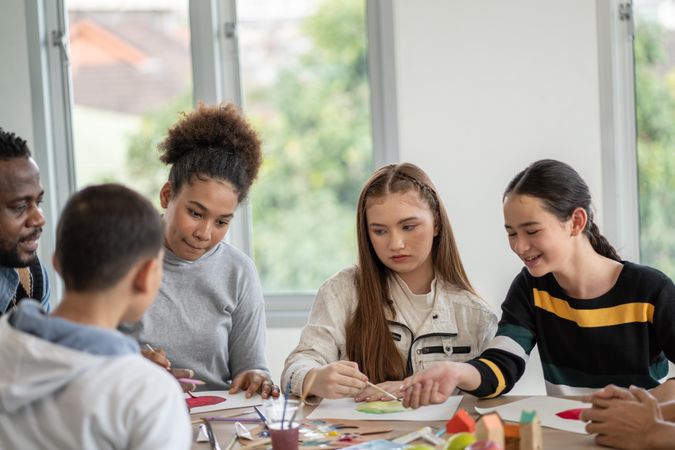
[0,184,191,450]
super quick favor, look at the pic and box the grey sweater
[122,242,270,390]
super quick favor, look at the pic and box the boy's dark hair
[0,127,31,160]
[505,159,620,261]
[159,103,262,202]
[55,184,165,292]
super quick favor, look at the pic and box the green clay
[356,401,407,414]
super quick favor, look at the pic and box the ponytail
[586,220,621,261]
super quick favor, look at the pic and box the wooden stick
[300,371,318,404]
[242,438,271,450]
[366,381,399,401]
[224,434,238,450]
[191,409,258,424]
[288,370,317,425]
[202,419,223,450]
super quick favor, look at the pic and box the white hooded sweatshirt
[0,301,191,450]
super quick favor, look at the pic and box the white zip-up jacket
[282,266,498,396]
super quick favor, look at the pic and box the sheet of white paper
[185,390,264,414]
[306,396,462,421]
[474,397,590,434]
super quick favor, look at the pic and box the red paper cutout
[556,408,583,420]
[186,395,226,410]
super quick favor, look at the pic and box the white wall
[0,0,34,144]
[267,328,302,384]
[391,0,604,393]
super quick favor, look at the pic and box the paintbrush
[191,417,263,424]
[288,370,317,426]
[253,405,269,429]
[280,381,291,429]
[202,418,223,450]
[191,410,260,425]
[366,381,399,401]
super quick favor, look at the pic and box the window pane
[237,0,373,292]
[68,1,192,204]
[633,1,675,278]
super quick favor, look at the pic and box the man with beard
[0,128,50,315]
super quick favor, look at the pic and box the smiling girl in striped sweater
[401,159,675,408]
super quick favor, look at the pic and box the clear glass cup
[264,399,301,450]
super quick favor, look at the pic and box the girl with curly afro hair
[123,103,280,400]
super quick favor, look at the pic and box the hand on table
[581,386,664,450]
[230,369,280,399]
[307,361,368,399]
[581,384,637,406]
[400,362,471,409]
[354,381,402,402]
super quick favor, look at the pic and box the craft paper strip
[185,390,264,414]
[307,396,462,421]
[474,397,590,434]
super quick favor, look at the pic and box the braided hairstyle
[347,163,476,382]
[159,103,262,201]
[504,159,620,261]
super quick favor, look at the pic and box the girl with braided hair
[122,103,279,399]
[401,159,675,409]
[282,163,497,400]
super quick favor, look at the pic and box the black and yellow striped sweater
[466,262,675,397]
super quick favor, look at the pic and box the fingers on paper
[245,373,266,398]
[261,381,280,399]
[230,370,273,398]
[229,374,244,394]
[580,406,605,423]
[353,386,378,402]
[403,377,439,409]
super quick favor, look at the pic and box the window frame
[596,0,641,262]
[27,0,397,327]
[24,0,76,297]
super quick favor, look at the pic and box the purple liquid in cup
[269,422,300,450]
